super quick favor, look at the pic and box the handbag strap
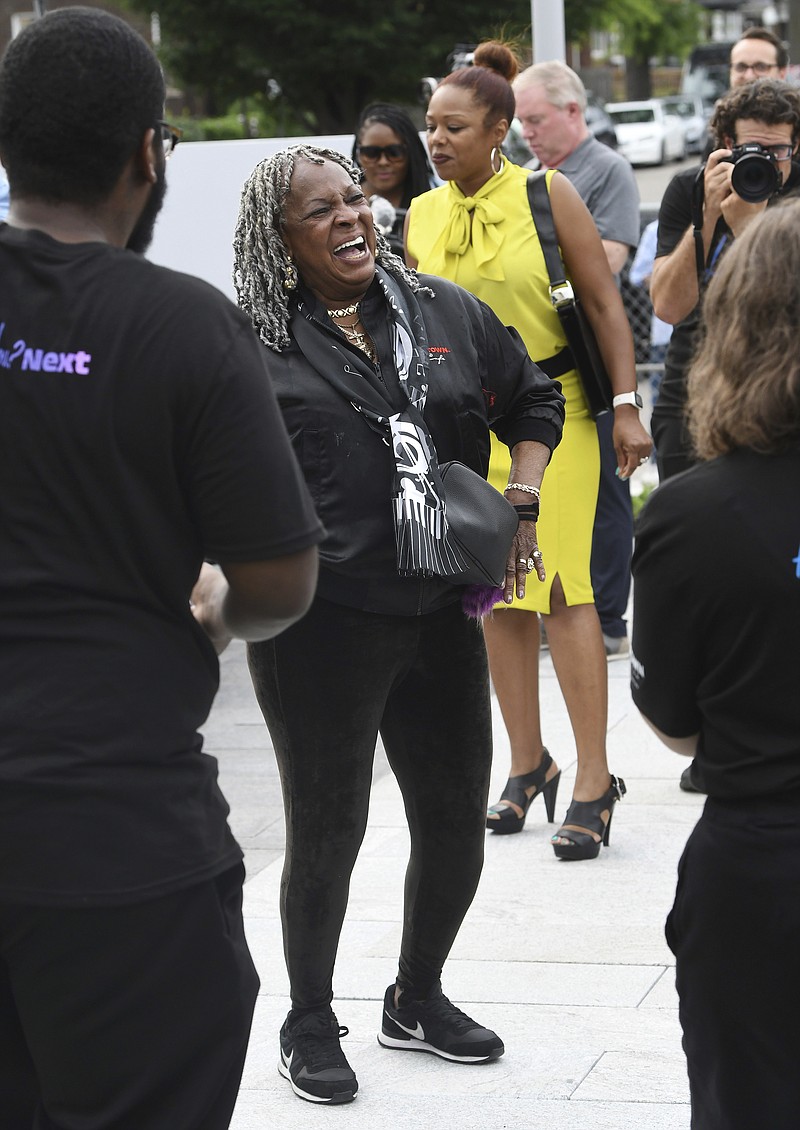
[526,171,569,288]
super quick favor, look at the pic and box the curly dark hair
[352,103,434,211]
[0,6,165,205]
[233,145,428,353]
[711,78,800,147]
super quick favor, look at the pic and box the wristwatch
[612,391,643,410]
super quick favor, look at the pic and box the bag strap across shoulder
[526,171,568,288]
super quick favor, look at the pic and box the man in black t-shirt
[651,80,800,483]
[0,10,322,1128]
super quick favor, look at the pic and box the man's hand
[705,148,768,236]
[702,148,735,222]
[190,562,233,654]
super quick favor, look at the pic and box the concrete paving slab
[202,639,699,1129]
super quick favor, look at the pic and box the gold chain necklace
[336,320,376,364]
[329,308,376,364]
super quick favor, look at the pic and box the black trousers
[248,597,492,1012]
[666,798,800,1129]
[590,410,633,639]
[0,865,259,1130]
[651,408,696,481]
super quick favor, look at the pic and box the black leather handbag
[438,460,519,587]
[526,172,614,417]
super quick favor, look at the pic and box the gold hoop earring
[283,260,298,292]
[490,147,502,174]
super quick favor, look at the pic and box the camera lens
[731,151,781,203]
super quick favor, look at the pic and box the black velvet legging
[247,596,493,1013]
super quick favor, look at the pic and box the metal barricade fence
[621,205,665,395]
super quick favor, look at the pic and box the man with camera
[650,79,800,483]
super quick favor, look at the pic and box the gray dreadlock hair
[233,144,429,353]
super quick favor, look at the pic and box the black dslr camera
[726,143,782,203]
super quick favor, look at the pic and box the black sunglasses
[357,144,408,162]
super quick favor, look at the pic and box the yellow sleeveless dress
[407,161,599,613]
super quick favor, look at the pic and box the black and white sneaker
[377,983,504,1063]
[278,1009,358,1104]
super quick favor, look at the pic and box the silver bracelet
[504,482,541,497]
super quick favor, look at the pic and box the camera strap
[690,166,730,285]
[691,165,707,279]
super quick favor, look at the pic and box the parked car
[586,91,618,149]
[681,41,734,113]
[605,99,686,166]
[503,117,534,166]
[661,94,710,155]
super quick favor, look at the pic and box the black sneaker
[278,1009,358,1104]
[377,983,504,1063]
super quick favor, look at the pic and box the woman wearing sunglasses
[352,103,436,255]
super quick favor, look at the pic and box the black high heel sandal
[486,749,561,835]
[551,775,626,861]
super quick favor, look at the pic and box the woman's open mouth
[333,236,368,261]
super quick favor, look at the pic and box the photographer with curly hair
[650,79,800,795]
[651,79,800,485]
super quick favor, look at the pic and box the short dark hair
[735,27,789,71]
[711,78,800,147]
[0,6,165,205]
[352,103,433,210]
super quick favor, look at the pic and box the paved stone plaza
[206,609,699,1129]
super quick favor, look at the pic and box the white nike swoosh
[285,1049,293,1068]
[388,1013,424,1040]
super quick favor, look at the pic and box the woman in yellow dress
[405,41,651,860]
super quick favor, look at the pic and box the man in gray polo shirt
[516,60,641,657]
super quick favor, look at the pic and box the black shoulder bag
[526,171,613,417]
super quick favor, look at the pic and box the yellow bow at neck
[442,193,506,281]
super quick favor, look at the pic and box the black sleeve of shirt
[655,169,695,259]
[630,481,703,737]
[475,300,566,455]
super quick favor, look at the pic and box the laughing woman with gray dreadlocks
[232,144,564,1106]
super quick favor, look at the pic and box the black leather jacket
[266,273,565,615]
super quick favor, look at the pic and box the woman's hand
[502,523,545,604]
[613,407,653,480]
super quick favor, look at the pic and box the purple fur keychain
[462,584,506,620]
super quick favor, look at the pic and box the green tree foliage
[617,1,703,97]
[122,0,533,132]
[564,0,655,41]
[564,0,703,98]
